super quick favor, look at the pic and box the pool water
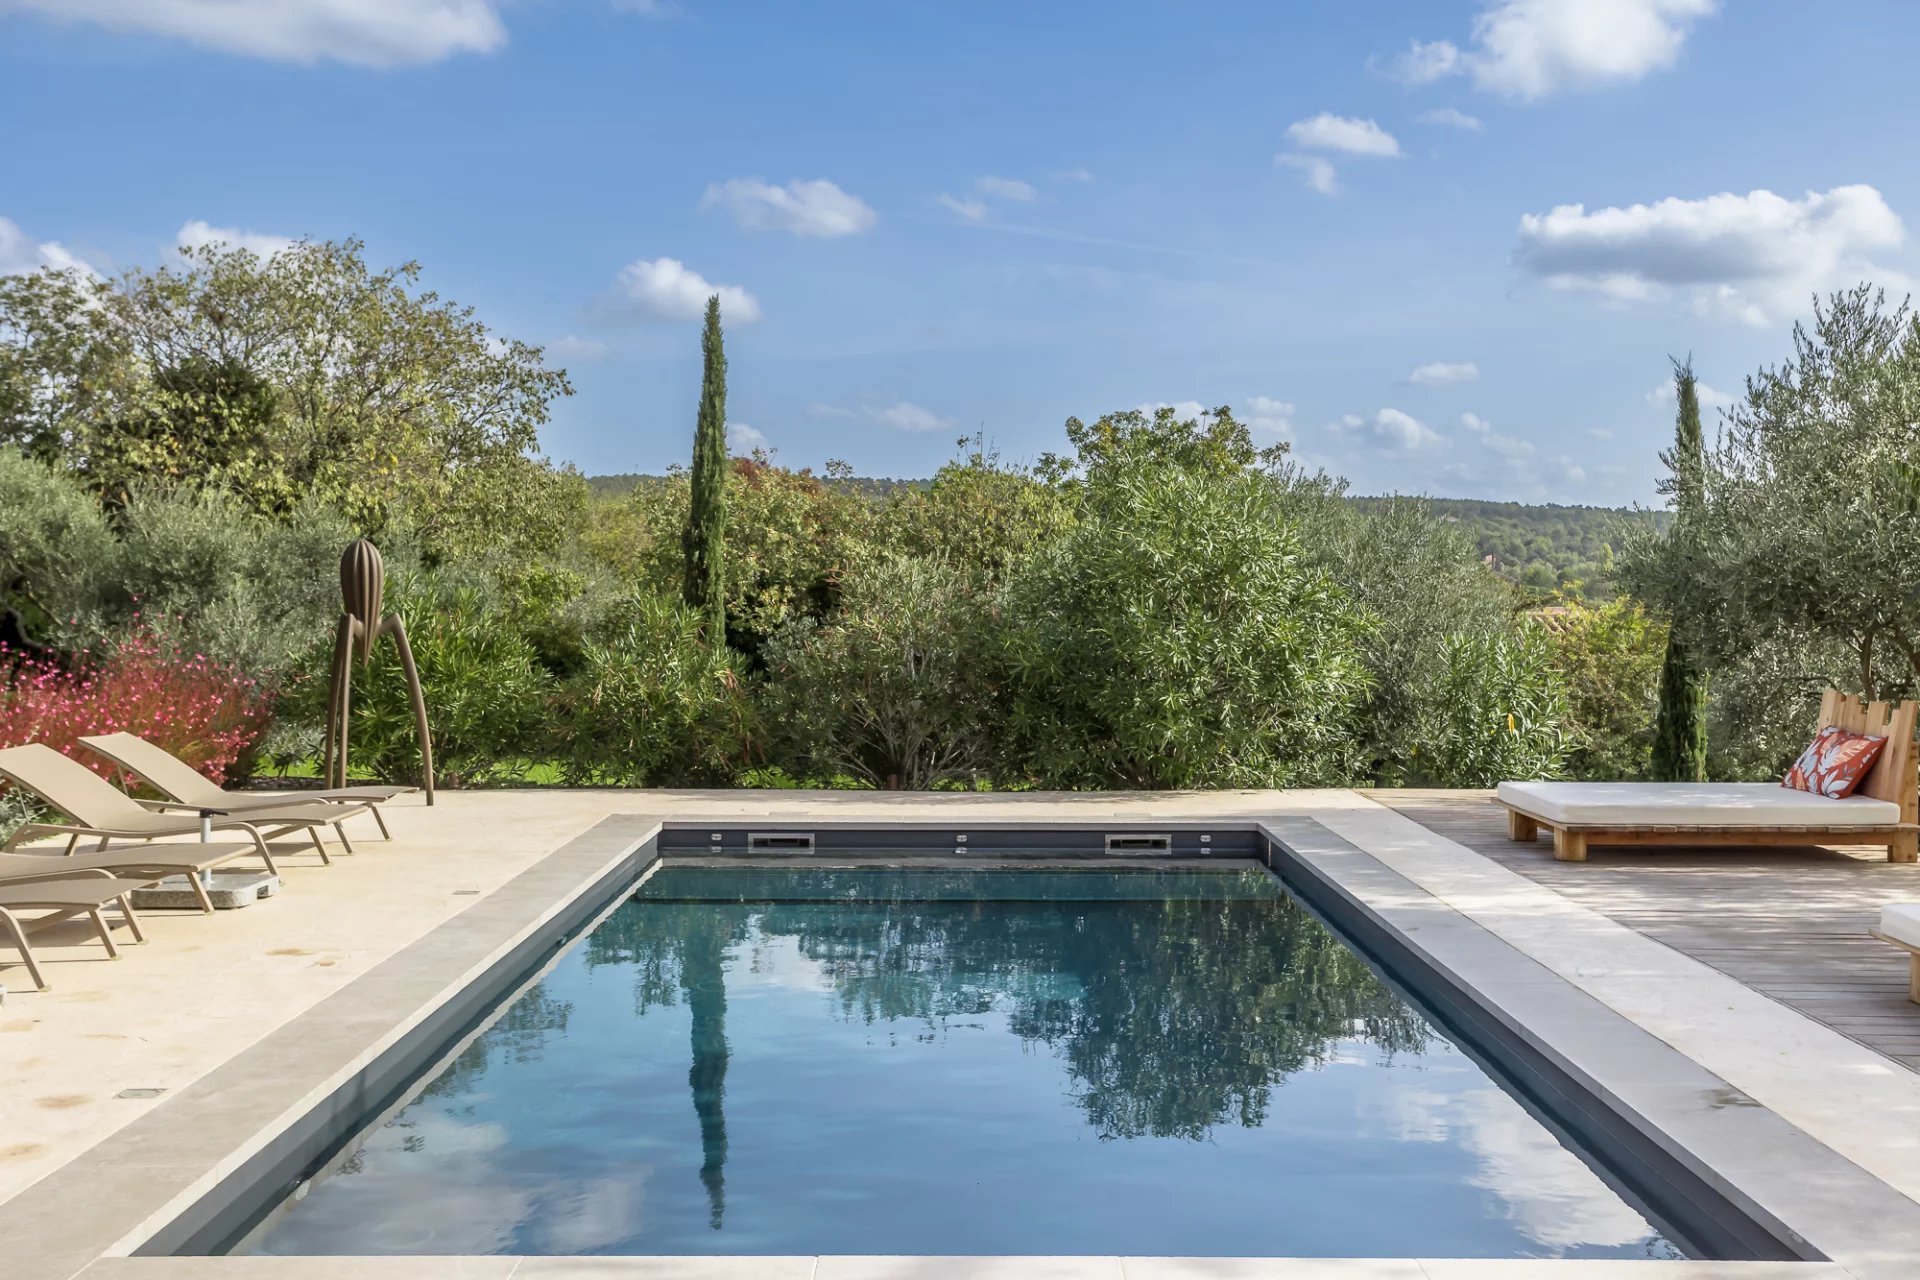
[246,865,1683,1259]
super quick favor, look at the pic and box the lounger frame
[1500,691,1920,864]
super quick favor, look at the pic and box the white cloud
[701,178,877,238]
[1285,113,1403,158]
[1514,184,1904,326]
[1137,400,1214,423]
[1275,153,1340,197]
[937,193,990,222]
[1385,0,1717,100]
[175,219,297,259]
[546,334,609,362]
[1469,0,1716,99]
[1417,107,1484,132]
[1410,361,1481,386]
[804,401,856,420]
[865,400,952,433]
[1460,411,1535,457]
[0,216,96,277]
[0,0,507,67]
[1332,408,1442,453]
[1245,395,1295,437]
[1054,167,1095,183]
[726,421,768,453]
[602,257,761,324]
[1647,379,1735,410]
[1587,427,1615,440]
[1375,39,1463,85]
[1371,1081,1661,1251]
[976,176,1038,202]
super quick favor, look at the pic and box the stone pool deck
[3,788,1919,1280]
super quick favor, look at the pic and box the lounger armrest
[0,866,116,887]
[135,799,241,816]
[4,822,70,851]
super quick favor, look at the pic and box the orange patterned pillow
[1783,726,1887,798]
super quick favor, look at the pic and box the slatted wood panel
[1367,789,1920,1073]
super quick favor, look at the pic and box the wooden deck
[1369,788,1920,1073]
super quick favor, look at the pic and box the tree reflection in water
[578,867,1432,1192]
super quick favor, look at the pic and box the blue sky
[2,0,1915,503]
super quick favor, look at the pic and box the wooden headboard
[1820,689,1919,823]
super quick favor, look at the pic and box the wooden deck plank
[1368,788,1920,1075]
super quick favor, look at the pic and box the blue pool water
[246,865,1683,1259]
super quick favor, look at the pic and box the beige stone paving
[0,787,1908,1280]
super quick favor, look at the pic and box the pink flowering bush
[0,626,274,787]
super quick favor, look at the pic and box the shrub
[1417,626,1568,787]
[761,555,1001,789]
[1544,597,1665,780]
[635,456,874,662]
[1298,493,1522,783]
[551,592,756,785]
[874,442,1071,587]
[0,627,273,786]
[111,486,355,677]
[0,448,115,644]
[282,575,551,787]
[1002,461,1373,789]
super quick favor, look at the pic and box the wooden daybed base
[1499,807,1918,863]
[1498,691,1920,865]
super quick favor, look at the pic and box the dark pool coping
[0,811,1911,1279]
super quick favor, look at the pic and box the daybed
[1497,691,1917,863]
[1873,904,1920,1004]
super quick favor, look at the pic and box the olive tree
[1621,286,1920,703]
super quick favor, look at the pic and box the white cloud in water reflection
[1372,1083,1658,1252]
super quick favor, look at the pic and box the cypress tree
[682,294,728,638]
[1651,357,1710,781]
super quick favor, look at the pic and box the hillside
[1359,497,1668,598]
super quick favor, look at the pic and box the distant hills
[1357,497,1667,598]
[587,476,1663,599]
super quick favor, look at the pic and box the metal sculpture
[324,539,435,804]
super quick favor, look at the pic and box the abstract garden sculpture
[324,539,435,804]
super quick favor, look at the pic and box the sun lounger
[1872,905,1920,1004]
[0,872,149,990]
[1498,692,1918,864]
[0,744,370,864]
[79,731,409,840]
[0,844,269,914]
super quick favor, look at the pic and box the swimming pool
[241,863,1682,1259]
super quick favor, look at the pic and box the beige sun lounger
[0,844,269,914]
[0,744,369,864]
[1498,691,1919,864]
[0,872,149,990]
[80,731,409,841]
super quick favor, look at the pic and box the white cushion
[1496,780,1902,829]
[1881,904,1920,949]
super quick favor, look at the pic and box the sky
[2,0,1916,504]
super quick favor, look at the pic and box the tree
[1003,434,1374,789]
[0,239,576,557]
[1650,358,1710,781]
[682,295,728,638]
[1621,288,1920,710]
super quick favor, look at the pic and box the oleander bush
[551,590,757,786]
[1417,626,1569,787]
[1000,449,1375,789]
[760,553,1003,789]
